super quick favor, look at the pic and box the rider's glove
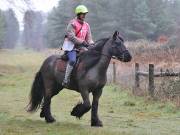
[87,43,94,49]
[82,41,89,47]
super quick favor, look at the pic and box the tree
[23,10,44,50]
[131,0,156,39]
[46,0,82,48]
[171,0,180,25]
[0,10,6,48]
[147,0,176,39]
[3,9,19,48]
[46,0,180,47]
[23,10,35,48]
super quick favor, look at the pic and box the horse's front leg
[91,89,103,127]
[71,90,91,119]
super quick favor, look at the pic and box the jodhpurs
[67,50,77,66]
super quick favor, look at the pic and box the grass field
[0,49,180,135]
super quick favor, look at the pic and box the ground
[0,49,180,135]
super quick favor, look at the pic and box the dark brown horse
[27,31,132,127]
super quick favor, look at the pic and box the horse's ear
[119,36,124,42]
[113,31,119,40]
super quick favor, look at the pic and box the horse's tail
[27,71,44,112]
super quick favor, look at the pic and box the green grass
[0,49,180,135]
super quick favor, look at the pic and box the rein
[90,50,114,59]
[88,49,125,60]
[88,38,123,60]
[78,38,126,60]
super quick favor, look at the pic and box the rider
[62,5,94,86]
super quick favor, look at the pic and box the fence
[107,61,117,84]
[134,63,180,97]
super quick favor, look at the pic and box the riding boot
[62,63,73,87]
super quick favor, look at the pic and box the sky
[0,0,59,29]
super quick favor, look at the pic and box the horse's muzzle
[118,50,132,62]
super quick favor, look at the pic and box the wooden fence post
[113,62,116,84]
[148,64,155,97]
[133,63,140,93]
[135,63,140,89]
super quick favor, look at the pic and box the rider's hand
[89,43,95,46]
[87,43,94,49]
[82,41,89,47]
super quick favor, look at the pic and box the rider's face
[78,13,86,21]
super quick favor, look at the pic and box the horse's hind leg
[41,80,63,123]
[43,96,55,123]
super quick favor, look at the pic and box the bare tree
[6,0,34,12]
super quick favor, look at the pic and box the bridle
[86,48,127,60]
[76,38,127,60]
[92,50,127,60]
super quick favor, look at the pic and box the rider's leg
[62,50,76,86]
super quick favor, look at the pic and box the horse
[27,31,132,127]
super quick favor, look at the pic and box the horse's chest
[85,70,107,86]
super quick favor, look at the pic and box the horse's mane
[90,38,109,51]
[80,38,109,57]
[79,38,109,70]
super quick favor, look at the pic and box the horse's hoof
[45,117,56,123]
[40,111,45,118]
[71,103,83,118]
[91,120,103,127]
[71,109,81,119]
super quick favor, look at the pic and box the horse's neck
[79,38,111,74]
[95,41,112,74]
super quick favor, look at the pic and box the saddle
[60,51,69,61]
[56,49,86,72]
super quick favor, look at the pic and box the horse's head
[109,31,132,62]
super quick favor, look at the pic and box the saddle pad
[56,59,67,72]
[55,59,84,72]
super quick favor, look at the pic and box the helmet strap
[77,13,81,18]
[77,13,85,21]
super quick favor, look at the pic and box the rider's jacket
[62,18,94,51]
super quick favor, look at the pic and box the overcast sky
[0,0,59,29]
